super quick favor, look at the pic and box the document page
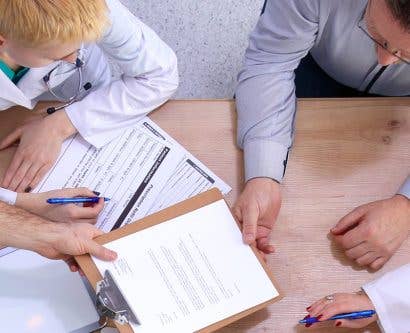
[1,118,231,257]
[33,118,230,233]
[93,199,279,333]
[35,128,182,232]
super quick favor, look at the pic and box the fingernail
[24,186,32,193]
[109,251,117,260]
[305,323,312,328]
[317,315,323,321]
[93,191,100,196]
[336,321,341,327]
[306,306,311,311]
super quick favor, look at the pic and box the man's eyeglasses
[357,2,410,65]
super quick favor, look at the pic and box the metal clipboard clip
[90,270,140,332]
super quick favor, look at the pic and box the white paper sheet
[34,128,183,232]
[31,118,231,233]
[93,199,278,333]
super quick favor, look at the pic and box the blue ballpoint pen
[47,197,110,204]
[299,310,376,325]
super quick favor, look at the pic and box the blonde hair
[0,0,109,46]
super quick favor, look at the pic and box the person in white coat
[0,0,177,264]
[304,263,410,332]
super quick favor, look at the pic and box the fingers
[0,127,22,150]
[64,257,80,273]
[355,252,378,267]
[15,162,44,192]
[256,237,275,254]
[331,205,366,235]
[69,198,105,220]
[84,239,117,261]
[8,160,32,191]
[233,205,243,222]
[319,295,361,321]
[2,151,24,188]
[27,164,52,191]
[333,318,375,329]
[369,256,387,270]
[307,298,328,318]
[241,203,259,244]
[345,242,370,259]
[334,226,365,250]
[3,156,51,192]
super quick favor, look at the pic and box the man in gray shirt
[235,0,410,269]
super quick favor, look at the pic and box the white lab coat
[363,263,410,333]
[0,0,178,204]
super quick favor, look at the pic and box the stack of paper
[0,118,232,332]
[1,118,230,253]
[35,117,231,232]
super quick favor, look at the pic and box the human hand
[305,292,376,328]
[16,187,105,224]
[34,222,117,273]
[0,111,76,192]
[233,177,281,254]
[331,195,410,270]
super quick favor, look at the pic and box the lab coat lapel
[0,70,32,110]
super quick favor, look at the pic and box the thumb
[0,128,22,150]
[84,239,117,261]
[233,205,243,222]
[331,206,366,235]
[242,203,259,245]
[334,318,374,329]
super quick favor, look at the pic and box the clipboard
[75,188,283,333]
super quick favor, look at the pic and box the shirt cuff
[397,176,410,199]
[243,139,289,183]
[0,187,17,205]
[362,282,393,333]
[64,103,120,149]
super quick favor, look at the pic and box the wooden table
[0,98,409,333]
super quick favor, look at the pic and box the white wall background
[118,0,264,98]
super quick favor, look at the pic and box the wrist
[247,177,281,187]
[44,110,77,140]
[15,192,40,215]
[392,194,410,230]
[3,213,55,253]
[15,192,31,209]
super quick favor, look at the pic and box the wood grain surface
[0,98,408,333]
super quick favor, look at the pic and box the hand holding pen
[16,188,108,225]
[303,292,377,328]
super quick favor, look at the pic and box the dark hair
[385,0,410,31]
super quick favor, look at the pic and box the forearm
[236,74,295,182]
[236,0,318,182]
[0,201,57,252]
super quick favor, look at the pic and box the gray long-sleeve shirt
[236,0,410,197]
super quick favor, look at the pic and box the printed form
[0,118,230,257]
[93,199,279,333]
[35,118,231,232]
